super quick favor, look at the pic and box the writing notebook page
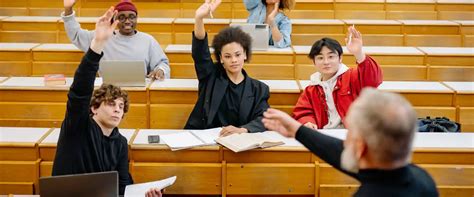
[160,132,204,150]
[189,127,221,145]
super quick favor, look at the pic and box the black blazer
[184,33,270,132]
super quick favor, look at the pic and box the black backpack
[417,116,461,133]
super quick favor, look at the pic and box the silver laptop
[99,60,147,87]
[39,171,118,197]
[230,23,269,51]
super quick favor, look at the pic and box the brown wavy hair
[90,84,129,115]
[261,0,295,11]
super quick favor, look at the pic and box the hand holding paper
[125,176,177,197]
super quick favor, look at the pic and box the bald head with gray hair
[346,87,417,165]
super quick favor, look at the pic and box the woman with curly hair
[184,0,270,137]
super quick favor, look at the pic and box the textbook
[159,128,221,151]
[216,132,285,152]
[44,74,66,86]
[124,176,176,196]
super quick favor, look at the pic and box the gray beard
[340,146,360,173]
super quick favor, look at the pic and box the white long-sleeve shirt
[61,11,170,78]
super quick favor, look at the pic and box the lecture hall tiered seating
[0,0,473,196]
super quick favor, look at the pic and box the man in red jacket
[292,26,383,129]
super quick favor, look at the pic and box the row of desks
[0,77,472,131]
[1,17,472,46]
[0,126,473,195]
[1,17,472,35]
[0,0,472,20]
[0,43,473,81]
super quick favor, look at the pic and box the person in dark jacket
[262,88,438,197]
[52,6,162,196]
[185,0,270,137]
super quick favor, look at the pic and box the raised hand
[345,25,365,63]
[195,0,222,20]
[90,7,119,54]
[64,0,77,15]
[266,1,280,27]
[262,108,301,138]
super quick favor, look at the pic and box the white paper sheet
[189,128,221,145]
[124,176,176,197]
[160,132,205,150]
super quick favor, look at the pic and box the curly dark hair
[261,0,295,10]
[212,27,252,64]
[90,84,129,115]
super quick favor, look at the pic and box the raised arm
[63,7,119,134]
[62,0,95,51]
[262,108,358,178]
[192,0,222,80]
[346,26,383,88]
[194,0,221,40]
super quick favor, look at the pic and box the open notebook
[216,132,285,152]
[159,128,221,151]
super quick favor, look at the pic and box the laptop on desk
[40,171,118,197]
[230,23,269,51]
[99,60,147,87]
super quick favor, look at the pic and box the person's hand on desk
[145,188,163,197]
[220,125,248,137]
[148,69,165,81]
[262,108,302,138]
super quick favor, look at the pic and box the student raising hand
[90,7,119,54]
[195,0,222,19]
[345,25,366,63]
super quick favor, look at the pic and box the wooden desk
[0,77,148,128]
[378,81,456,120]
[0,16,59,31]
[137,18,174,46]
[0,127,51,195]
[334,0,386,20]
[261,80,301,114]
[291,19,345,34]
[31,44,83,77]
[399,20,461,35]
[444,82,474,132]
[288,1,335,19]
[130,129,222,195]
[38,128,136,178]
[173,18,230,45]
[149,79,198,129]
[455,20,474,35]
[342,19,405,46]
[418,47,474,81]
[0,17,59,43]
[0,43,39,76]
[385,0,437,20]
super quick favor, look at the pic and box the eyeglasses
[117,14,137,22]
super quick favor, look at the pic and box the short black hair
[308,37,343,60]
[212,27,252,64]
